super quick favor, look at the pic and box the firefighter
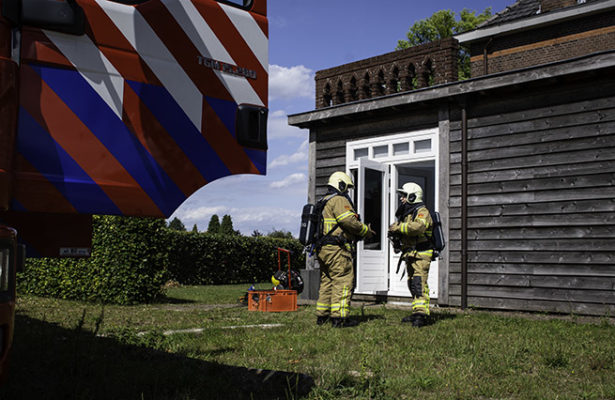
[388,182,433,327]
[316,171,374,328]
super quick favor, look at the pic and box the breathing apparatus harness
[312,188,357,253]
[389,202,433,279]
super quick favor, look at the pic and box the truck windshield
[218,0,253,9]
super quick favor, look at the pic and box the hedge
[165,232,305,285]
[18,216,169,305]
[17,216,306,305]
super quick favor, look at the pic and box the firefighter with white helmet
[388,182,434,327]
[316,171,374,328]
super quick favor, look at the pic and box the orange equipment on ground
[248,248,298,312]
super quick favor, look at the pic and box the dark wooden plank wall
[314,138,346,198]
[448,89,615,316]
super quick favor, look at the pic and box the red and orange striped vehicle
[0,0,268,379]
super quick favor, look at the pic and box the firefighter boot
[331,317,359,328]
[411,314,427,328]
[401,314,416,324]
[316,316,330,326]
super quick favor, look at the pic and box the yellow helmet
[397,182,423,204]
[327,171,354,193]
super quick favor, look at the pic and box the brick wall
[540,0,577,13]
[315,37,459,109]
[470,11,615,76]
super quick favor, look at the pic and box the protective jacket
[321,193,370,249]
[394,203,434,260]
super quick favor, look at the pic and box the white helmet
[327,171,354,193]
[397,182,423,204]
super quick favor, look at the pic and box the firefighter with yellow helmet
[316,171,374,328]
[388,182,434,327]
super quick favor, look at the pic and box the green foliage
[165,232,305,285]
[17,215,304,304]
[397,9,458,48]
[18,216,169,304]
[267,229,294,239]
[191,224,198,233]
[219,214,237,235]
[167,217,186,231]
[396,8,493,80]
[397,8,492,47]
[206,214,220,234]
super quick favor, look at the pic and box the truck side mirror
[236,105,268,150]
[2,0,85,35]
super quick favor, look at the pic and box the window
[218,0,253,9]
[354,148,368,160]
[414,139,431,153]
[393,142,409,155]
[346,129,438,168]
[363,168,383,250]
[373,145,388,158]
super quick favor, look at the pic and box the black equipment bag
[299,194,337,247]
[299,203,319,246]
[430,211,446,258]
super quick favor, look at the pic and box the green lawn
[1,284,614,399]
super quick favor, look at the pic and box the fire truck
[0,0,268,380]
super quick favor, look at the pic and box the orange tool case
[248,248,298,312]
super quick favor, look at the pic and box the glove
[388,222,400,233]
[365,223,376,239]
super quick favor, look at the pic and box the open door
[355,158,389,294]
[388,161,438,297]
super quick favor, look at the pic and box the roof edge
[454,0,615,44]
[288,50,615,128]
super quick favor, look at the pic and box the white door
[388,162,438,298]
[355,158,389,294]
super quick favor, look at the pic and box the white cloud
[269,173,306,189]
[180,205,229,221]
[172,205,301,235]
[269,64,314,101]
[232,207,301,235]
[269,139,308,169]
[268,109,306,140]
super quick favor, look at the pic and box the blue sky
[169,0,515,235]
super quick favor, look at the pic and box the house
[288,0,615,316]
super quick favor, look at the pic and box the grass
[1,284,614,399]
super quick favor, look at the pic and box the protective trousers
[406,255,431,315]
[316,245,354,318]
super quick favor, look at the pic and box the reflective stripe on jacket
[322,195,369,243]
[400,205,433,259]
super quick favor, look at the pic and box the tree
[251,230,263,237]
[191,224,198,233]
[207,215,220,234]
[396,8,493,80]
[267,230,294,239]
[168,217,186,231]
[220,214,237,235]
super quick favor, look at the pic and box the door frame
[346,128,439,298]
[388,161,438,297]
